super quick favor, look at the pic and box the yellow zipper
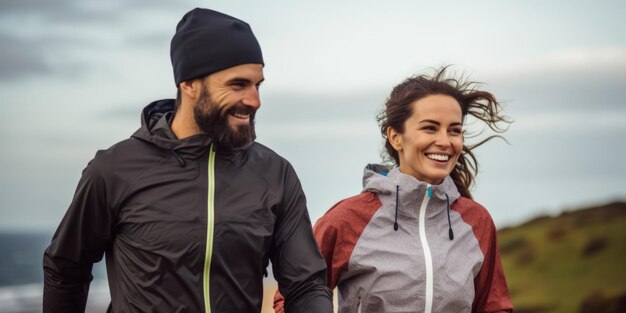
[203,144,216,313]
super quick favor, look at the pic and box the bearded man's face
[194,86,256,150]
[192,64,264,149]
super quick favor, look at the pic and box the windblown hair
[377,66,511,198]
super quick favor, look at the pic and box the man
[43,8,333,313]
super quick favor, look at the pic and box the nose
[241,87,261,111]
[434,130,451,148]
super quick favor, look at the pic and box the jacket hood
[362,163,461,220]
[131,99,214,161]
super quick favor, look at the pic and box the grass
[499,202,626,313]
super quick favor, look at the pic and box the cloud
[0,0,197,81]
[94,104,145,122]
[511,111,626,133]
[0,0,78,17]
[0,34,52,79]
[0,1,103,80]
[0,0,194,23]
[0,0,120,24]
[480,47,626,115]
[260,120,378,139]
[509,47,626,72]
[0,31,97,80]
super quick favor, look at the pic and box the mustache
[224,103,255,117]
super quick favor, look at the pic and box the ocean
[0,231,109,313]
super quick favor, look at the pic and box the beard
[194,88,256,150]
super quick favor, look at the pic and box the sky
[1,0,625,231]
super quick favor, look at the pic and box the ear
[387,127,403,152]
[179,79,203,100]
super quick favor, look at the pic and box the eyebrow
[227,77,265,85]
[419,119,462,126]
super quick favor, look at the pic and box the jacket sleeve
[273,210,340,313]
[274,192,380,312]
[472,214,514,313]
[269,164,333,313]
[43,159,115,313]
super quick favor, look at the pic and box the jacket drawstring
[445,193,454,240]
[169,148,187,167]
[393,184,453,240]
[393,185,399,231]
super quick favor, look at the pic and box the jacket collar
[362,164,461,219]
[131,99,214,160]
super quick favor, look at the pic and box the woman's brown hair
[377,66,511,198]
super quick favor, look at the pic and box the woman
[274,67,513,313]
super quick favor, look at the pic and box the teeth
[426,154,449,161]
[232,112,250,119]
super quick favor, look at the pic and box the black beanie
[170,8,264,86]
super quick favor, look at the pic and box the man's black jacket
[43,99,332,312]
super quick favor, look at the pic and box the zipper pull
[427,185,432,198]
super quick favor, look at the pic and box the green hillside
[498,201,626,313]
